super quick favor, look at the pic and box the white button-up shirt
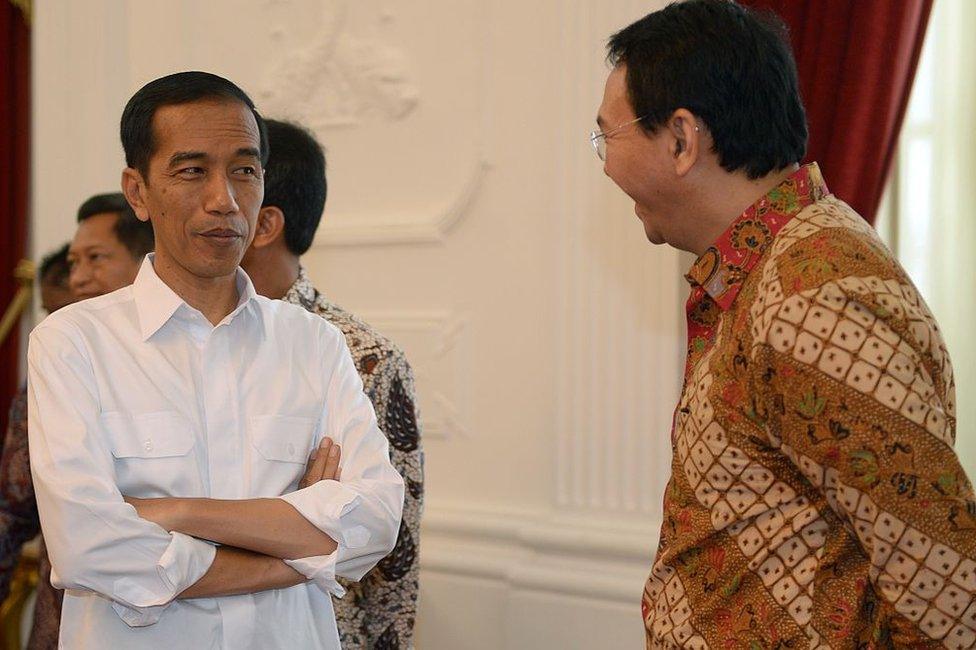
[26,256,404,649]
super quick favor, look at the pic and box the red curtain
[741,0,933,225]
[0,1,30,435]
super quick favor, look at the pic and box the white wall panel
[33,1,678,647]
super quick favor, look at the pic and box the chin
[640,221,666,246]
[192,260,242,279]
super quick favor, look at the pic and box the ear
[121,168,151,222]
[252,206,286,250]
[666,108,702,177]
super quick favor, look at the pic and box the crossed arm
[126,437,343,599]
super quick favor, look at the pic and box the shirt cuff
[279,481,369,596]
[278,480,368,549]
[111,532,216,627]
[284,551,345,597]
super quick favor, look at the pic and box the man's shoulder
[766,195,903,291]
[290,294,408,368]
[31,287,135,343]
[253,294,343,342]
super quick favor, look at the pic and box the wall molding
[420,502,659,604]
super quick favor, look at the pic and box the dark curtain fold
[741,0,933,225]
[0,1,30,436]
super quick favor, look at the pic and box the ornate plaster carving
[258,3,418,129]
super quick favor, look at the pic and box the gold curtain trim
[9,0,30,26]
[0,260,34,349]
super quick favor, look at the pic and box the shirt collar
[132,254,261,341]
[685,162,829,311]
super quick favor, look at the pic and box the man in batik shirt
[0,194,153,649]
[240,119,422,649]
[596,1,974,647]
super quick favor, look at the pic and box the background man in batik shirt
[0,194,153,650]
[595,1,975,647]
[240,119,422,649]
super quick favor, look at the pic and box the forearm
[170,497,338,560]
[179,546,306,599]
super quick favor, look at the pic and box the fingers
[322,441,341,481]
[300,438,332,489]
[299,438,343,487]
[300,453,317,489]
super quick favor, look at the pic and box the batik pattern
[644,164,974,649]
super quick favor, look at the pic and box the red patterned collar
[685,163,828,311]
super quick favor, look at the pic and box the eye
[177,167,204,178]
[235,166,258,176]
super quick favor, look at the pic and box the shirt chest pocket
[248,415,318,496]
[100,411,198,497]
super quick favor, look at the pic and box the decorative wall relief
[258,4,418,129]
[358,310,469,439]
[255,0,488,246]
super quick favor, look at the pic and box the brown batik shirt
[284,268,423,650]
[643,164,975,648]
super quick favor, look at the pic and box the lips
[199,228,242,238]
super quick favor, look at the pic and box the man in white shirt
[26,71,404,649]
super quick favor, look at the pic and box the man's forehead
[599,65,635,124]
[70,213,121,249]
[152,100,260,151]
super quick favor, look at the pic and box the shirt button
[144,439,153,452]
[287,443,296,457]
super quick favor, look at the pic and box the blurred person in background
[0,192,153,649]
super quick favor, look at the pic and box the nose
[69,260,92,296]
[204,172,240,216]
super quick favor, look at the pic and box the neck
[152,254,240,326]
[682,163,800,257]
[243,251,301,300]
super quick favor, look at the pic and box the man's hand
[299,437,341,488]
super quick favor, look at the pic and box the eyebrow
[236,146,261,159]
[167,147,261,169]
[167,151,208,168]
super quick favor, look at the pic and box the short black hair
[39,243,70,288]
[77,192,155,259]
[607,0,807,179]
[262,119,327,256]
[120,71,269,179]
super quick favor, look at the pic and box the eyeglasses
[589,116,646,161]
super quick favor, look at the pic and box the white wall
[32,1,680,647]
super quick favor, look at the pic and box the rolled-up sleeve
[27,324,215,626]
[279,325,404,595]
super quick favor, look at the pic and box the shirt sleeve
[757,278,976,645]
[27,324,215,626]
[0,389,41,602]
[278,325,405,596]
